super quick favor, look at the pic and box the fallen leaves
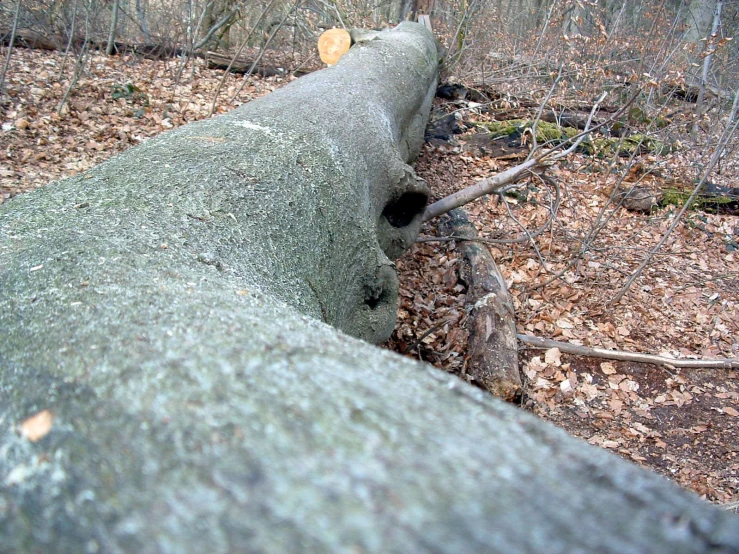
[1,48,286,205]
[395,101,738,502]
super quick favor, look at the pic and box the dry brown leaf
[544,348,562,366]
[19,409,54,442]
[600,361,617,375]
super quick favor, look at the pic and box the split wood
[517,334,739,370]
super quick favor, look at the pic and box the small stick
[517,333,739,370]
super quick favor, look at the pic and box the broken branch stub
[1,23,738,554]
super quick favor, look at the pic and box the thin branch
[58,0,79,79]
[58,0,91,116]
[228,2,301,103]
[407,319,450,353]
[419,175,561,246]
[423,89,641,222]
[0,0,22,92]
[192,6,239,51]
[610,86,739,305]
[209,0,279,115]
[517,334,739,370]
[527,64,563,156]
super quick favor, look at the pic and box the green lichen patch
[478,119,579,145]
[583,133,671,157]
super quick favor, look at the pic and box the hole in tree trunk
[365,284,390,310]
[382,191,428,228]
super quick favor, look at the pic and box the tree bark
[135,0,151,43]
[1,22,738,554]
[106,0,120,55]
[0,0,22,91]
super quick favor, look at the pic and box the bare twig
[423,89,640,222]
[517,334,739,370]
[0,0,22,92]
[610,86,739,305]
[209,0,279,115]
[58,0,79,78]
[192,6,239,51]
[225,0,303,109]
[527,64,563,155]
[407,320,449,354]
[418,175,561,245]
[58,0,91,116]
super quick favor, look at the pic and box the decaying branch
[423,90,641,221]
[440,209,521,400]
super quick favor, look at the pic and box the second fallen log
[440,209,521,400]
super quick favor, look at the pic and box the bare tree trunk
[692,0,723,138]
[684,0,716,43]
[0,0,22,92]
[135,0,151,42]
[105,0,120,55]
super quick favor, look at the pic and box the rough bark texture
[439,209,521,400]
[1,23,738,554]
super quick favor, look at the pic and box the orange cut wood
[318,29,351,65]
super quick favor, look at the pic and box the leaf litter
[386,97,738,505]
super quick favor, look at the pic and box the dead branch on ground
[518,334,739,370]
[610,87,739,305]
[423,90,642,222]
[440,209,521,400]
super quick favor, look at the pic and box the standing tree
[106,0,120,54]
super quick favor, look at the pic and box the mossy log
[1,23,738,553]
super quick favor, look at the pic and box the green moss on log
[479,120,670,157]
[586,133,670,157]
[479,119,578,144]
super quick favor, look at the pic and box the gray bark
[135,0,151,43]
[0,0,22,91]
[439,209,521,400]
[1,22,738,554]
[685,0,717,44]
[106,0,120,55]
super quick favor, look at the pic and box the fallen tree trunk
[0,28,183,59]
[440,209,521,400]
[1,23,738,553]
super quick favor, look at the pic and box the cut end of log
[318,29,351,66]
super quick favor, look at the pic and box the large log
[1,23,738,553]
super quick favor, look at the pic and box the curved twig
[610,86,739,305]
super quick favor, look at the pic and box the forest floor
[1,48,737,507]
